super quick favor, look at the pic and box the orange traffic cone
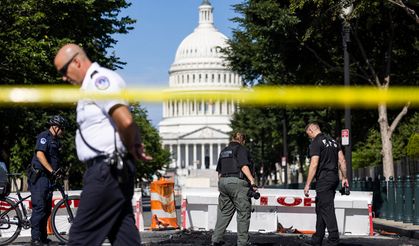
[47,215,53,235]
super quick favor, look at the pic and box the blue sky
[112,0,242,126]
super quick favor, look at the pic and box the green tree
[352,112,419,169]
[225,0,418,180]
[407,133,419,158]
[131,105,171,182]
[0,1,170,186]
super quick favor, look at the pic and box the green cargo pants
[211,177,251,246]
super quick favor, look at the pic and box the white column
[209,143,213,167]
[217,144,221,156]
[177,143,181,168]
[185,144,189,168]
[193,144,197,170]
[231,99,235,113]
[201,144,205,169]
[215,101,220,115]
[193,99,198,115]
[222,100,227,115]
[209,102,213,115]
[162,102,166,118]
[169,144,174,166]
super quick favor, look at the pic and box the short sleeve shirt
[309,133,340,189]
[76,62,128,161]
[31,130,60,171]
[234,143,251,168]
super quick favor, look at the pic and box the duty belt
[85,153,132,168]
[220,173,243,179]
[85,155,110,168]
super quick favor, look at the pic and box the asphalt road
[9,231,419,246]
[8,196,419,245]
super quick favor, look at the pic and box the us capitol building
[158,0,242,175]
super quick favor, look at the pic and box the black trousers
[312,185,339,246]
[29,175,52,242]
[68,158,140,246]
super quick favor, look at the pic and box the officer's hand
[304,184,310,197]
[51,168,63,180]
[251,183,258,191]
[132,143,153,161]
[342,178,349,188]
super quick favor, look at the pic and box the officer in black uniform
[212,131,257,246]
[304,123,349,246]
[29,115,66,246]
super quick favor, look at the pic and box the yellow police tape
[0,85,418,108]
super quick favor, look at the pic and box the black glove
[50,168,63,181]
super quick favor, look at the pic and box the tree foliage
[131,105,171,181]
[407,133,419,158]
[225,0,418,181]
[353,112,419,168]
[0,1,168,186]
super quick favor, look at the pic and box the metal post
[282,112,288,185]
[380,176,387,219]
[360,177,366,191]
[403,176,413,223]
[414,174,419,225]
[353,177,359,191]
[342,21,352,184]
[395,176,404,221]
[387,176,395,220]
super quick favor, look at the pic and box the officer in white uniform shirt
[54,43,152,246]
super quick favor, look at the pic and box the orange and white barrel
[150,178,179,230]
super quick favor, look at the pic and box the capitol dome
[171,2,228,72]
[159,0,242,172]
[168,0,241,88]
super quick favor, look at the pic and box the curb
[373,219,419,240]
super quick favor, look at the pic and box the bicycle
[0,173,80,245]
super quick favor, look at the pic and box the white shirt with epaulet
[76,62,128,162]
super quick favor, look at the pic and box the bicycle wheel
[0,197,22,245]
[51,195,80,243]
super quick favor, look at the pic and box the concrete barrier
[181,187,373,235]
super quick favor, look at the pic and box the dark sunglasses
[58,52,79,76]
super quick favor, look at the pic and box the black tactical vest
[217,144,241,175]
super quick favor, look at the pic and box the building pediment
[179,127,228,140]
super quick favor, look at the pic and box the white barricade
[132,188,144,232]
[181,187,373,235]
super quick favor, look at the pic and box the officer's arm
[241,165,255,185]
[109,104,152,161]
[304,155,319,195]
[338,150,349,187]
[36,151,54,173]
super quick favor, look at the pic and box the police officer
[212,131,257,246]
[54,43,152,246]
[304,123,349,246]
[29,115,66,246]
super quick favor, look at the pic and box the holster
[109,151,129,184]
[26,164,41,184]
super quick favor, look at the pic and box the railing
[351,174,419,225]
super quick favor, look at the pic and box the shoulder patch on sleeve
[40,138,47,145]
[95,76,110,90]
